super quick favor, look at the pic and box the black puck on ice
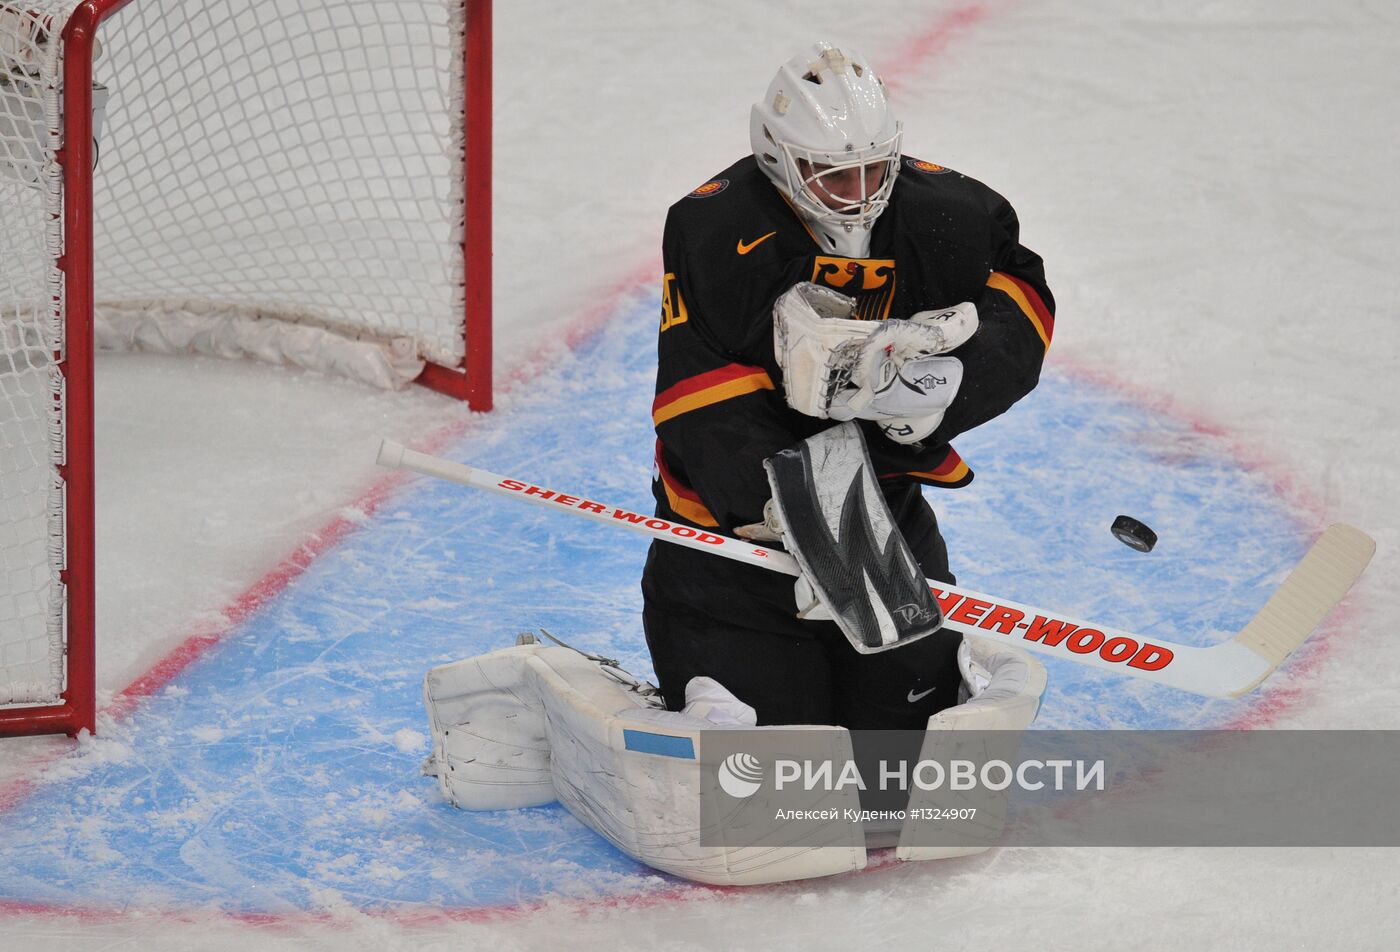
[1111,515,1157,552]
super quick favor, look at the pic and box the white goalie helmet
[750,42,902,247]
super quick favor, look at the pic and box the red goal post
[0,0,493,738]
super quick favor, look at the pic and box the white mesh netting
[1,0,469,709]
[2,1,69,707]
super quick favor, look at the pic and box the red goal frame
[0,0,493,738]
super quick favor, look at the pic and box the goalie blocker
[763,421,943,652]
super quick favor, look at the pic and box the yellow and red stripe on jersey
[895,445,973,488]
[654,441,719,527]
[652,363,775,427]
[986,271,1054,350]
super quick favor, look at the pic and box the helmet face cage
[779,129,902,230]
[750,43,903,236]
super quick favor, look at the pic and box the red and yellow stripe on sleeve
[652,363,774,428]
[654,441,719,527]
[898,446,973,488]
[986,272,1054,350]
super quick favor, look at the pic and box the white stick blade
[1230,523,1375,693]
[377,439,406,469]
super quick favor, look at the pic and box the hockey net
[1,0,491,736]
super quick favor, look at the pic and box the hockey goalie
[419,422,1049,886]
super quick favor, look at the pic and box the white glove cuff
[773,282,872,418]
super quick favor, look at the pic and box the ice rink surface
[3,0,1399,948]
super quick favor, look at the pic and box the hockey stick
[377,440,1374,698]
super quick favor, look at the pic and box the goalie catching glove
[773,282,978,443]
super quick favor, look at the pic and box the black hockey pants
[641,486,962,729]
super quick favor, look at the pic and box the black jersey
[644,154,1054,628]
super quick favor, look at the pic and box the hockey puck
[1111,515,1157,552]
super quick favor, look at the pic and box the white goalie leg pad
[896,636,1048,862]
[424,644,868,885]
[538,663,867,885]
[422,645,556,810]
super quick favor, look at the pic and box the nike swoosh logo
[736,231,777,255]
[907,686,937,703]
